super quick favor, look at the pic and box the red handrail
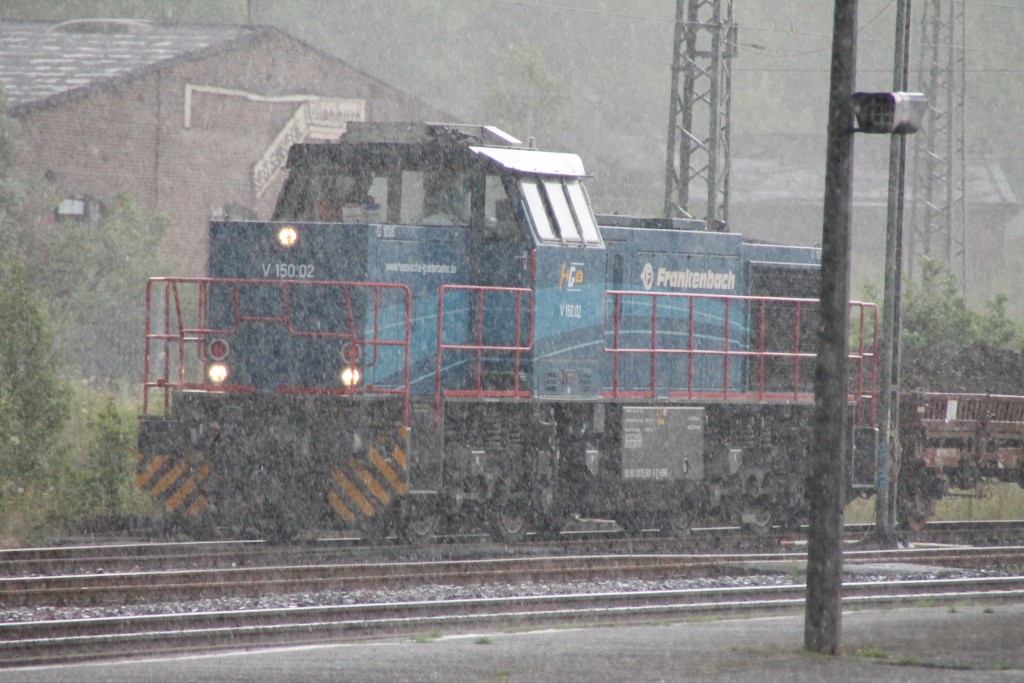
[142,277,412,423]
[602,289,878,425]
[435,284,534,423]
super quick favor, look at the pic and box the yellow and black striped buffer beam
[136,451,211,517]
[327,428,409,524]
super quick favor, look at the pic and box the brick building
[0,19,448,275]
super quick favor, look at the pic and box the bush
[48,385,154,536]
[896,260,1024,390]
[0,258,70,544]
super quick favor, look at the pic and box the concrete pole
[887,0,913,533]
[876,0,913,540]
[805,0,857,655]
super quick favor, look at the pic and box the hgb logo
[559,262,584,291]
[641,263,654,290]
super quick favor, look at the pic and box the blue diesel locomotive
[137,122,879,542]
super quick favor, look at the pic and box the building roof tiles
[0,19,260,113]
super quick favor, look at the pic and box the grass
[844,482,1024,524]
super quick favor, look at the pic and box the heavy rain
[2,0,1024,679]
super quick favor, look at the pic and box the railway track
[3,545,1024,608]
[5,518,1024,577]
[3,575,1024,667]
[3,521,1024,666]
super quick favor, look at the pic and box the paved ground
[6,603,1024,682]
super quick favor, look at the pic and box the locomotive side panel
[600,225,747,396]
[531,246,606,397]
[369,223,468,393]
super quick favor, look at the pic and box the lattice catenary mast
[663,0,736,227]
[909,0,967,287]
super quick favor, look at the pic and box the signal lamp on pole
[852,92,928,134]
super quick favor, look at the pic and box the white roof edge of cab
[482,126,522,146]
[469,146,587,177]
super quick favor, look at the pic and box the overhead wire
[486,0,1022,69]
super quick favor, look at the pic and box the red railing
[142,277,412,421]
[435,284,534,422]
[603,290,878,425]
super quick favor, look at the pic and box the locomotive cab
[270,122,605,397]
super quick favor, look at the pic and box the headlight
[340,365,361,388]
[208,338,230,361]
[342,342,362,364]
[207,362,229,384]
[277,225,298,247]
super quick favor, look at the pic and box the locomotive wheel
[360,508,396,545]
[740,503,773,537]
[534,510,568,541]
[257,514,299,544]
[401,498,443,545]
[489,489,530,543]
[900,491,934,532]
[617,514,651,536]
[660,506,695,538]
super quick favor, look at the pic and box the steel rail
[2,576,1023,667]
[3,545,1024,609]
[6,519,1024,577]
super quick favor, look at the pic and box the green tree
[1,86,152,539]
[52,394,140,526]
[898,259,1023,389]
[0,259,69,495]
[0,89,25,254]
[34,196,166,384]
[900,259,974,358]
[1,89,68,502]
[85,399,136,515]
[975,293,1023,351]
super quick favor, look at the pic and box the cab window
[484,174,521,241]
[566,181,600,243]
[544,178,581,243]
[520,176,602,246]
[520,178,557,241]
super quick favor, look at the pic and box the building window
[56,197,103,224]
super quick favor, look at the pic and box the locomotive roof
[286,121,587,177]
[341,121,522,147]
[469,146,586,177]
